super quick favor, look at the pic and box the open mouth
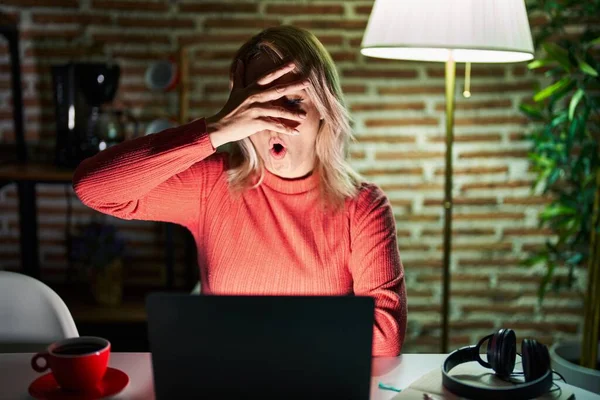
[269,139,287,160]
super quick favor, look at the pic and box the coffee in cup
[31,336,110,391]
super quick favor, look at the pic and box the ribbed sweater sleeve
[349,184,407,357]
[72,118,219,230]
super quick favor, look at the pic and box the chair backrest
[0,271,79,353]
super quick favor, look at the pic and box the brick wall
[0,0,585,353]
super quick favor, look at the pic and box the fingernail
[299,113,307,119]
[302,80,310,86]
[287,62,295,68]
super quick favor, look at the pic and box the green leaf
[521,252,549,268]
[542,43,572,70]
[519,103,544,119]
[534,77,571,102]
[588,36,600,47]
[539,204,577,220]
[568,89,585,120]
[576,56,598,77]
[528,59,553,70]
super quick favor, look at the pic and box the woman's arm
[72,118,222,231]
[349,183,407,357]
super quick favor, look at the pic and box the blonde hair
[227,25,362,210]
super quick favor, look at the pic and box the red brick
[463,305,536,314]
[462,180,533,191]
[409,304,441,313]
[112,50,174,61]
[92,32,171,44]
[455,116,529,126]
[407,288,434,298]
[421,228,495,236]
[434,99,512,111]
[452,288,522,301]
[266,4,344,15]
[179,2,257,13]
[360,167,422,176]
[354,5,373,15]
[510,321,578,334]
[382,183,443,191]
[178,33,251,46]
[349,150,366,159]
[503,228,553,236]
[91,0,169,11]
[541,306,583,316]
[376,150,443,160]
[503,197,551,205]
[397,214,440,222]
[434,166,508,176]
[343,69,417,79]
[378,86,445,95]
[396,230,412,237]
[423,197,497,206]
[389,199,412,208]
[459,149,529,159]
[117,17,195,29]
[21,28,83,40]
[355,135,416,144]
[366,118,438,128]
[454,212,525,221]
[204,18,280,30]
[342,84,367,94]
[400,243,430,251]
[351,102,425,112]
[194,50,237,61]
[330,51,357,62]
[459,258,521,267]
[3,0,78,6]
[31,13,112,25]
[430,133,503,143]
[442,242,513,251]
[292,20,366,31]
[427,66,506,78]
[417,274,490,283]
[469,81,537,93]
[405,260,442,268]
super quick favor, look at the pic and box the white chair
[191,281,201,295]
[0,271,79,353]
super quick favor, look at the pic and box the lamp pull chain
[463,62,471,98]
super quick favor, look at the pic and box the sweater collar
[261,167,319,194]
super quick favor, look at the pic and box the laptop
[145,293,375,400]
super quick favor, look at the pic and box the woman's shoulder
[346,180,391,213]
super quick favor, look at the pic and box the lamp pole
[441,54,456,353]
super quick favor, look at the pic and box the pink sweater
[73,118,407,356]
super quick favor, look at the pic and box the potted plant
[69,220,126,307]
[520,0,600,393]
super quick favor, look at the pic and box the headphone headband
[442,345,553,400]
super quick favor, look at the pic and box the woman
[73,25,407,356]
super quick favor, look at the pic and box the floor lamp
[360,0,535,353]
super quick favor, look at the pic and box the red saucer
[28,367,129,400]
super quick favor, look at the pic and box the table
[0,353,598,400]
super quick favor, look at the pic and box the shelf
[0,162,74,183]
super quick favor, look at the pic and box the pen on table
[378,382,402,392]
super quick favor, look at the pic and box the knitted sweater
[72,118,407,356]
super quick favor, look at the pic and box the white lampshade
[361,0,534,63]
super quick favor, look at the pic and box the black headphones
[442,328,553,400]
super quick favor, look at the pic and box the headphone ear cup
[489,329,516,377]
[522,339,550,382]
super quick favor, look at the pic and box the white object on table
[0,353,598,400]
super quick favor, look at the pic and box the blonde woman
[73,26,407,356]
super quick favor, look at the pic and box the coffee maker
[52,62,120,168]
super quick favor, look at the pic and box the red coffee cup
[31,337,110,391]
